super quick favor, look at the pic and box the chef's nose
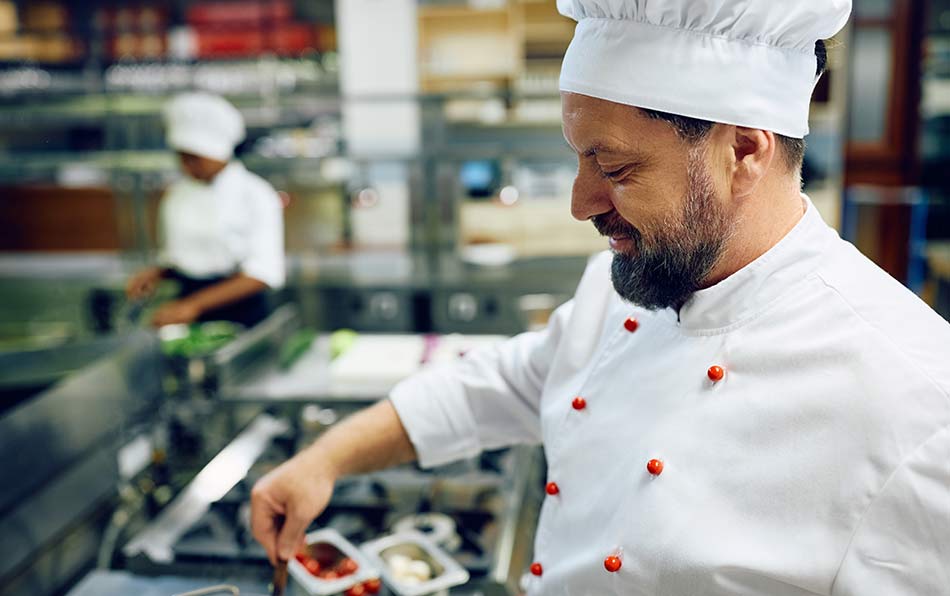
[570,160,613,222]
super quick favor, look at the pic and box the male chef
[251,1,950,594]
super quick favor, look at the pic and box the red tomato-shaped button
[344,584,366,596]
[604,555,622,573]
[572,396,587,410]
[337,557,359,576]
[646,459,664,476]
[363,578,382,594]
[623,317,639,333]
[707,365,725,382]
[530,562,543,576]
[545,482,560,496]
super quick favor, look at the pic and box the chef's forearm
[184,273,267,314]
[299,399,418,481]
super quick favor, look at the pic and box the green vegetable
[279,329,317,370]
[161,321,240,358]
[329,329,358,360]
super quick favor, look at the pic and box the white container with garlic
[360,530,470,596]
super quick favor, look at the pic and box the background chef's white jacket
[159,161,285,289]
[390,197,950,596]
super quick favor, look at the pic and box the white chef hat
[163,92,246,161]
[557,0,852,138]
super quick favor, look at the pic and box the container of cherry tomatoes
[288,528,382,596]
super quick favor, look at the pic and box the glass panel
[849,27,893,142]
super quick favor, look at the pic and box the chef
[126,92,285,328]
[251,1,950,594]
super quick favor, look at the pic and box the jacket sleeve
[389,298,574,468]
[389,252,612,468]
[831,423,950,596]
[240,180,286,289]
[156,190,173,268]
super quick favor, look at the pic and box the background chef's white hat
[557,0,852,138]
[163,92,246,161]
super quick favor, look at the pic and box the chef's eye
[600,166,628,180]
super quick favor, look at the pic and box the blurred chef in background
[126,92,285,328]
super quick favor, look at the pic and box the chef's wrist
[183,292,211,313]
[144,266,168,280]
[300,442,343,483]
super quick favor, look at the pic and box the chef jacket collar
[210,160,243,187]
[675,194,833,333]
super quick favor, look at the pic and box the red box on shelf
[193,27,266,58]
[186,1,291,28]
[267,23,315,56]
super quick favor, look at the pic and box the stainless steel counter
[0,330,164,595]
[66,570,269,596]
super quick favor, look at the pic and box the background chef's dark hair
[642,40,829,173]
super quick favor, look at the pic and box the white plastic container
[360,531,469,596]
[288,528,380,596]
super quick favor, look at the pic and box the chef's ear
[730,126,775,199]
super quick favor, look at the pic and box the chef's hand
[126,266,164,300]
[250,450,336,565]
[250,401,417,564]
[151,299,202,327]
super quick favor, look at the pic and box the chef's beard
[593,147,736,311]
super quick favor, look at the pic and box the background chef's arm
[181,272,268,313]
[830,423,950,596]
[152,272,270,327]
[126,265,171,299]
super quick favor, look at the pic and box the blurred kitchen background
[0,1,948,595]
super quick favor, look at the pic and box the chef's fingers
[126,273,155,299]
[249,487,281,565]
[151,310,168,328]
[126,277,145,299]
[277,507,311,562]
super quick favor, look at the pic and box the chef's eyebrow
[562,131,646,162]
[579,141,644,161]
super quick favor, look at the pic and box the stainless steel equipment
[165,305,301,397]
[0,330,164,596]
[118,410,541,595]
[0,333,126,413]
[25,305,544,596]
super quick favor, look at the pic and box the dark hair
[642,40,829,173]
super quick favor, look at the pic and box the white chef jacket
[159,161,285,289]
[389,196,950,596]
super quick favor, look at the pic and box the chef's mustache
[592,211,641,242]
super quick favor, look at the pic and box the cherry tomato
[319,570,340,580]
[304,558,321,576]
[337,557,359,576]
[294,553,308,564]
[363,578,382,594]
[344,585,366,596]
